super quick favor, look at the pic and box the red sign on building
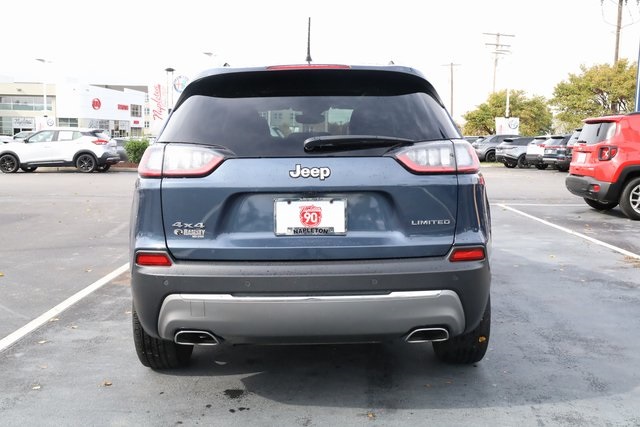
[117,104,129,111]
[92,98,101,110]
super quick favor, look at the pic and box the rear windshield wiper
[303,135,416,152]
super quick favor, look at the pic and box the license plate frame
[575,152,587,163]
[274,198,347,236]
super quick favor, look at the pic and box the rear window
[514,138,533,146]
[580,122,616,145]
[159,69,459,157]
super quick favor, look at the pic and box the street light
[164,67,175,111]
[35,58,51,113]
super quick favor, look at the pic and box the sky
[3,0,640,123]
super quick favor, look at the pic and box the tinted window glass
[580,123,616,145]
[160,70,459,157]
[28,130,55,143]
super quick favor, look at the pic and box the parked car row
[477,131,581,172]
[472,113,640,221]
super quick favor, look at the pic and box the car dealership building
[0,82,153,138]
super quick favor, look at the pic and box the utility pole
[483,32,515,93]
[601,0,640,65]
[615,0,624,63]
[441,62,461,116]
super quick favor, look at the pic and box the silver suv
[0,127,120,173]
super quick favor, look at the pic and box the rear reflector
[136,252,172,266]
[449,247,486,262]
[394,140,480,174]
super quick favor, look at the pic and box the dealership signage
[12,117,35,128]
[495,117,520,135]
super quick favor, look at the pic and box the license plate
[575,152,587,163]
[275,199,346,236]
[544,149,553,154]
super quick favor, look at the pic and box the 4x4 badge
[289,164,331,180]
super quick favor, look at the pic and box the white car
[0,127,120,173]
[524,135,551,170]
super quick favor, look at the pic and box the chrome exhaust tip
[174,330,220,346]
[405,327,449,343]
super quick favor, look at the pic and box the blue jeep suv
[130,64,492,369]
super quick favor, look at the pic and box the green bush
[124,139,150,164]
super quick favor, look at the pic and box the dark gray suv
[472,134,520,162]
[130,64,492,369]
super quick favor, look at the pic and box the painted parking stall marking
[0,263,130,352]
[496,203,640,260]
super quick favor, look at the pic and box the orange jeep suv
[566,114,640,220]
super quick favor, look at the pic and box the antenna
[305,17,312,64]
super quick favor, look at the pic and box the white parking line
[497,204,640,260]
[0,263,130,353]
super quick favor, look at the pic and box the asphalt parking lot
[1,166,639,427]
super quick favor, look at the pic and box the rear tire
[619,177,640,220]
[516,155,528,168]
[20,166,37,172]
[0,154,19,173]
[557,165,569,172]
[485,151,496,163]
[97,164,111,172]
[75,154,97,173]
[535,164,548,170]
[584,198,618,211]
[504,161,516,169]
[432,297,490,364]
[132,305,193,369]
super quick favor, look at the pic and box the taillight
[394,140,479,174]
[138,144,225,178]
[135,252,172,266]
[92,139,109,145]
[598,146,618,161]
[449,247,486,262]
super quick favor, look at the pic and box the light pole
[35,58,51,113]
[441,62,460,117]
[165,67,175,111]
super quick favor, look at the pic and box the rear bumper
[131,254,491,343]
[565,174,616,202]
[525,154,543,164]
[98,152,121,165]
[158,290,465,344]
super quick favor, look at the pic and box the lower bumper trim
[157,290,466,344]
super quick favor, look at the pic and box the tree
[551,59,637,130]
[462,90,553,136]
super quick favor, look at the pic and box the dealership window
[1,96,52,111]
[58,118,78,127]
[0,116,11,135]
[144,107,150,115]
[144,121,150,128]
[131,104,142,117]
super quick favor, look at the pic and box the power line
[483,32,515,93]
